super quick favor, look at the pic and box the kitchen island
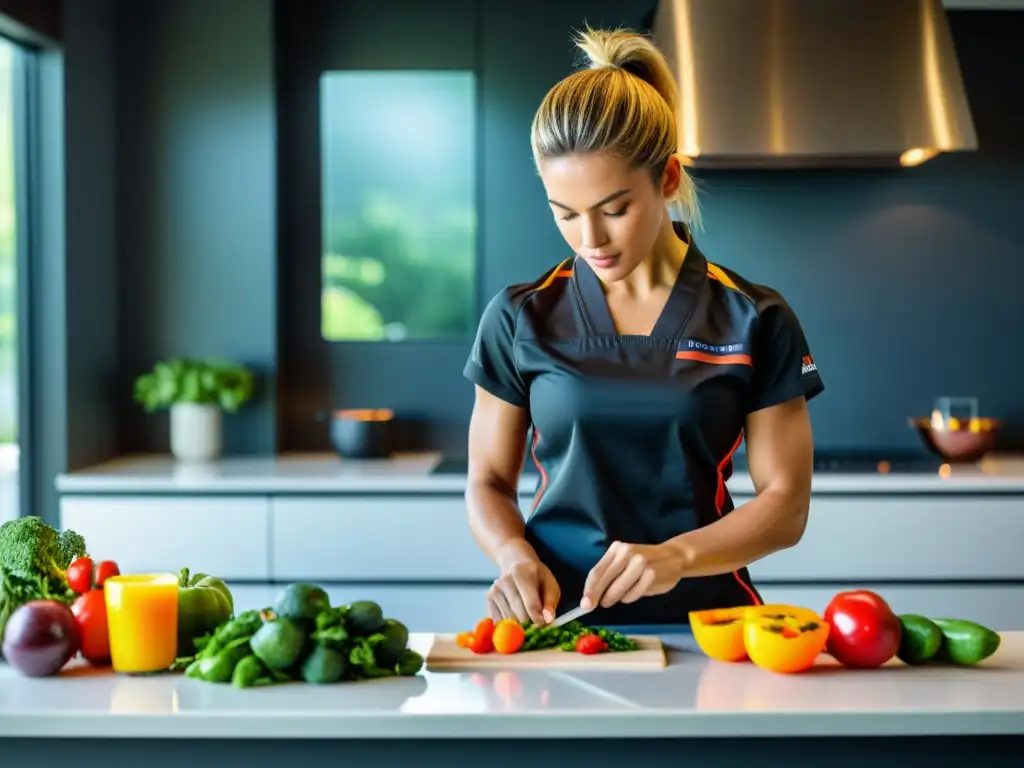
[1,630,1022,764]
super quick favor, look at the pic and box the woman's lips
[586,253,621,269]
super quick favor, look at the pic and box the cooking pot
[909,396,1001,463]
[319,408,395,459]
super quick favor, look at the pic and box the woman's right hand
[488,545,561,625]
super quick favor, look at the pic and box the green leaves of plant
[133,357,254,413]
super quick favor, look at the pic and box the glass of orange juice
[104,573,179,674]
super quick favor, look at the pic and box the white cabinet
[269,496,497,582]
[741,495,1024,581]
[60,496,271,580]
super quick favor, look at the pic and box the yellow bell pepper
[743,610,830,674]
[689,607,749,662]
[691,604,828,668]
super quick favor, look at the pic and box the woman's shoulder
[482,257,576,323]
[703,259,795,315]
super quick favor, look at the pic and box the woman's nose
[579,215,608,250]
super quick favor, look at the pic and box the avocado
[250,618,306,670]
[300,645,348,684]
[273,583,331,625]
[396,648,424,676]
[347,600,385,635]
[375,619,409,667]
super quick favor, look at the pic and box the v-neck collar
[572,221,707,339]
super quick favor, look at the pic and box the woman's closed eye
[558,205,629,222]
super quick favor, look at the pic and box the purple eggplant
[2,599,81,677]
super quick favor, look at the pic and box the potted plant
[133,357,255,462]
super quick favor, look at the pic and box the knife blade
[549,603,591,628]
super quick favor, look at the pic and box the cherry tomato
[94,560,120,588]
[468,633,494,654]
[71,589,110,665]
[66,557,94,594]
[823,589,902,669]
[456,631,474,649]
[492,619,526,654]
[473,617,494,643]
[575,634,608,655]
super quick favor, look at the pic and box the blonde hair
[530,26,701,229]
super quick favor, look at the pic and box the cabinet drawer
[746,495,1024,581]
[60,496,270,580]
[270,496,496,581]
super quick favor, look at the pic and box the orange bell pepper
[743,610,830,674]
[689,607,749,662]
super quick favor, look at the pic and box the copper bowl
[909,414,1001,463]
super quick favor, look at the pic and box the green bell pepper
[177,567,234,657]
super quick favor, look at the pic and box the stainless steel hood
[650,0,978,168]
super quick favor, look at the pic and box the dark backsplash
[277,2,1024,455]
[58,1,1024,470]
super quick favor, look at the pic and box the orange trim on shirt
[534,259,574,291]
[706,263,751,299]
[714,430,763,606]
[530,427,549,513]
[677,350,753,366]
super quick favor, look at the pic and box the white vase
[169,403,222,462]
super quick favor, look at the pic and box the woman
[463,27,824,627]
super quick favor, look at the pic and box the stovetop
[431,449,946,476]
[729,449,945,475]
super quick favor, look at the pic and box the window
[319,71,477,342]
[0,36,18,522]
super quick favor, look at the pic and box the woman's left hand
[581,541,685,611]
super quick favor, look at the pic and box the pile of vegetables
[179,582,424,688]
[0,516,87,644]
[0,516,91,676]
[690,588,1002,674]
[456,616,640,655]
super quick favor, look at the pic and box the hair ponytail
[531,26,701,229]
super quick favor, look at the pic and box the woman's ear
[660,155,683,200]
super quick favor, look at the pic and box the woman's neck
[610,217,690,299]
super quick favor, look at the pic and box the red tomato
[823,590,902,669]
[468,633,493,654]
[66,557,94,594]
[94,560,120,588]
[575,634,608,655]
[71,589,110,665]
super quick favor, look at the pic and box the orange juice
[104,574,179,673]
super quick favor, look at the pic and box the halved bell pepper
[689,607,749,662]
[746,604,823,624]
[743,610,830,674]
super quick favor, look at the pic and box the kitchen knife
[549,603,591,628]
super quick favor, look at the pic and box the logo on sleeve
[676,339,752,366]
[801,354,818,376]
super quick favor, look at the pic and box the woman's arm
[582,394,815,610]
[464,386,538,570]
[665,394,814,576]
[466,386,561,623]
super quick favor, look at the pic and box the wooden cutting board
[425,634,668,671]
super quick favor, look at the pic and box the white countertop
[1,630,1022,739]
[54,451,1024,494]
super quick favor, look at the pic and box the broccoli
[0,516,87,641]
[0,516,66,583]
[58,528,88,570]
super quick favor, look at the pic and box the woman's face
[538,150,682,282]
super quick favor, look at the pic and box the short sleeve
[747,299,824,413]
[463,289,529,408]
